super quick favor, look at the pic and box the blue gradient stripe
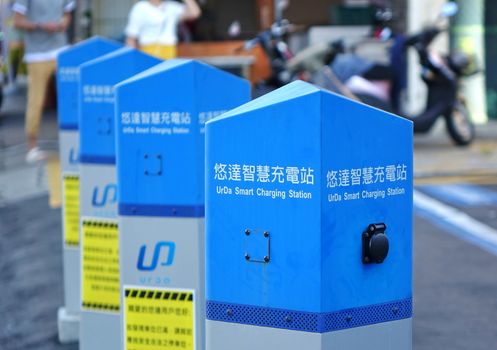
[59,123,78,131]
[119,204,205,218]
[206,298,412,333]
[80,154,116,165]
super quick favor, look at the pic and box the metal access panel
[56,36,121,342]
[115,60,250,350]
[78,48,162,350]
[205,80,413,350]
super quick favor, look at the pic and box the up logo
[91,184,118,207]
[137,242,176,271]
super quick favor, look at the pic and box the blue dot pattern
[206,298,412,333]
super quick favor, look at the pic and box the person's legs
[25,60,56,151]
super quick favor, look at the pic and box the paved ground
[414,120,497,181]
[1,84,497,349]
[413,185,497,350]
[0,196,76,350]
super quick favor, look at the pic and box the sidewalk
[0,84,58,207]
[414,119,497,181]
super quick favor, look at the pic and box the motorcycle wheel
[445,101,475,146]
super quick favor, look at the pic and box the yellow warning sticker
[124,287,195,350]
[62,175,80,247]
[81,220,120,312]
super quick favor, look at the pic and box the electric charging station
[78,48,161,350]
[56,36,121,343]
[205,80,413,350]
[114,59,250,350]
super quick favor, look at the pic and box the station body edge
[78,47,162,350]
[115,59,250,350]
[56,36,121,342]
[205,80,413,350]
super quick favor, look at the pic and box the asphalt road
[413,214,497,350]
[0,196,76,350]
[413,183,497,350]
[1,183,496,350]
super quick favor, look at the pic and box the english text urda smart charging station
[56,36,121,342]
[78,48,161,350]
[115,59,250,350]
[205,81,413,350]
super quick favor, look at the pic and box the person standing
[125,0,201,60]
[13,0,75,162]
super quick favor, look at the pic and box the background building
[76,0,495,121]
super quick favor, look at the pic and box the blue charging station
[78,48,161,350]
[56,36,121,343]
[115,59,250,350]
[205,81,413,350]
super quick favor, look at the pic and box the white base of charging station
[206,318,412,350]
[57,307,79,343]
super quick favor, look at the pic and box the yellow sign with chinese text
[81,219,120,312]
[124,287,195,350]
[63,174,80,246]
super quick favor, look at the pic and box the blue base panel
[206,298,412,333]
[119,204,205,218]
[80,155,116,165]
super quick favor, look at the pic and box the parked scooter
[239,18,346,97]
[329,3,477,146]
[237,19,295,96]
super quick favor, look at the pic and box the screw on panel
[284,316,292,323]
[226,308,233,316]
[264,256,270,263]
[264,231,270,238]
[393,307,399,315]
[345,315,352,322]
[245,229,251,236]
[245,254,250,261]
